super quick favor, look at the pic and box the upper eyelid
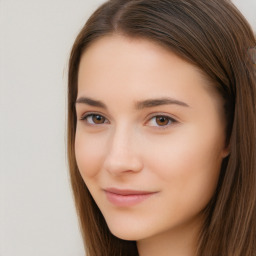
[145,112,178,122]
[145,115,178,127]
[79,111,177,119]
[80,113,110,126]
[79,112,178,128]
[80,111,109,120]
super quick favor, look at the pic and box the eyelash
[80,113,178,129]
[147,114,177,128]
[80,113,109,125]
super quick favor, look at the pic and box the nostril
[103,127,143,174]
[103,148,143,175]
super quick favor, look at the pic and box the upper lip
[103,187,157,196]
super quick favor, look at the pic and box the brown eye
[155,116,170,126]
[92,115,106,124]
[81,114,108,125]
[147,115,176,128]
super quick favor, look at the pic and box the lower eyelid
[147,115,177,126]
[80,113,109,125]
[79,113,177,127]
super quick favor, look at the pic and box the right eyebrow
[75,97,107,109]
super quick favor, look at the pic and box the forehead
[78,35,206,87]
[77,35,222,111]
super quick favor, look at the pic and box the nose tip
[103,131,143,176]
[104,154,143,175]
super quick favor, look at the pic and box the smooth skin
[75,35,229,256]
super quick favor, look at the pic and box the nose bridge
[104,122,142,174]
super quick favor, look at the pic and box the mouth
[103,188,158,207]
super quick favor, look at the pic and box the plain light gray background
[0,1,255,255]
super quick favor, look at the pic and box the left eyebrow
[135,97,190,109]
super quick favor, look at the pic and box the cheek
[144,127,224,202]
[75,131,105,178]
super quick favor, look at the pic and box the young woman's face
[75,35,228,243]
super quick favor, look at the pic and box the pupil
[93,115,104,124]
[156,116,168,126]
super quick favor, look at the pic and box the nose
[103,125,143,176]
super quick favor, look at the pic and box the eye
[80,113,109,125]
[147,115,177,127]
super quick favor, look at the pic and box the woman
[67,0,256,255]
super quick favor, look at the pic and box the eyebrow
[75,97,107,109]
[135,97,189,109]
[75,97,189,109]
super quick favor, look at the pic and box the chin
[109,226,142,241]
[106,220,148,241]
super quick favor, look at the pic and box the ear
[221,143,231,158]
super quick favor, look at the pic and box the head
[67,0,256,255]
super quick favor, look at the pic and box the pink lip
[104,188,157,207]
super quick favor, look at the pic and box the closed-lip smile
[103,187,158,207]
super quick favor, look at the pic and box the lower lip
[105,191,156,207]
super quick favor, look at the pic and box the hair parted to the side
[67,0,256,255]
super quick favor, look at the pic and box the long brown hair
[67,0,256,255]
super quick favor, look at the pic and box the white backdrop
[0,1,255,256]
